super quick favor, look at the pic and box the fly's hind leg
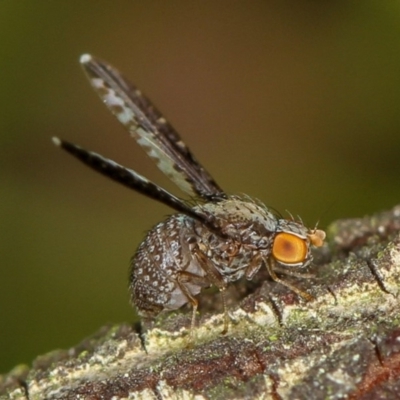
[192,247,229,335]
[176,270,210,343]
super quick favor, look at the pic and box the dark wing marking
[80,54,225,201]
[52,137,218,226]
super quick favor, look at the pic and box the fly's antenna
[307,219,326,247]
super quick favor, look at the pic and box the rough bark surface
[2,205,400,400]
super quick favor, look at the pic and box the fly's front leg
[244,253,263,280]
[192,246,229,334]
[272,266,315,280]
[265,257,314,301]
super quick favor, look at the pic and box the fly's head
[269,218,326,269]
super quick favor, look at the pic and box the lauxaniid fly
[53,54,325,339]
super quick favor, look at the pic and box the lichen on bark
[2,205,400,400]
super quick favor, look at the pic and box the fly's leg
[193,247,229,334]
[176,270,210,343]
[266,257,314,301]
[244,253,263,280]
[272,265,315,279]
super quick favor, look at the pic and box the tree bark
[2,205,400,400]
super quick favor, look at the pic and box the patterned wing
[52,137,207,223]
[80,54,225,201]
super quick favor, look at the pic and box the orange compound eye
[272,232,308,264]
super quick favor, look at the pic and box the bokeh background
[1,1,400,374]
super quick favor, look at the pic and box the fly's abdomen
[129,215,208,318]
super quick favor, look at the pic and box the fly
[53,54,325,339]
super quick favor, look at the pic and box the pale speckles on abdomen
[129,215,200,317]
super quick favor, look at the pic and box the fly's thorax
[191,221,254,282]
[189,197,278,281]
[194,197,278,245]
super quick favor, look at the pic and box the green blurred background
[1,1,400,373]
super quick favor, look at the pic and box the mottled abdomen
[129,214,208,318]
